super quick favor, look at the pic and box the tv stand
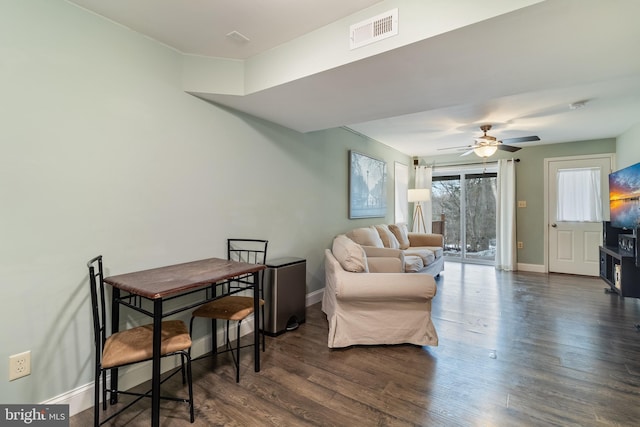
[599,245,640,298]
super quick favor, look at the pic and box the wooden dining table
[104,257,266,427]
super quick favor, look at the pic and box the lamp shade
[473,144,498,158]
[408,188,431,203]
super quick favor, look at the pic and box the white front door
[547,155,613,276]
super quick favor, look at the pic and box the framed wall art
[349,150,387,218]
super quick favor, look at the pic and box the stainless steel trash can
[263,257,306,336]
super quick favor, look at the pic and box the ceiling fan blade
[460,149,476,156]
[501,135,540,144]
[438,145,471,151]
[497,144,522,152]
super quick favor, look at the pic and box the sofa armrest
[408,232,443,247]
[335,270,436,301]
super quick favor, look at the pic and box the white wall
[183,0,544,95]
[616,122,640,169]
[0,0,409,406]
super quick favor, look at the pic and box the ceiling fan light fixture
[473,144,498,158]
[476,136,496,144]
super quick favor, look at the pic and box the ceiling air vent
[350,8,398,50]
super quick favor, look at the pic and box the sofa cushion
[423,246,443,259]
[332,235,369,273]
[347,226,384,248]
[389,223,410,250]
[404,248,435,266]
[404,255,424,273]
[374,224,400,249]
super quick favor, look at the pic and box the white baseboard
[48,292,325,417]
[517,263,546,273]
[306,288,323,306]
[43,382,95,418]
[43,338,210,417]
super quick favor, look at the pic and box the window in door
[432,167,497,264]
[556,167,602,222]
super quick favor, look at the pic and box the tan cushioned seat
[102,320,191,369]
[403,255,424,273]
[424,246,443,258]
[404,248,435,265]
[407,245,443,259]
[192,295,265,321]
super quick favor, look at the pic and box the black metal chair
[190,239,268,382]
[87,255,194,426]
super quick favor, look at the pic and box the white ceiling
[67,0,640,158]
[68,0,383,59]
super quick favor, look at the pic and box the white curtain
[496,159,516,271]
[556,167,602,222]
[413,166,433,232]
[394,162,409,223]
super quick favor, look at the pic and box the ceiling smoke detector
[569,100,587,110]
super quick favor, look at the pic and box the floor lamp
[408,188,431,233]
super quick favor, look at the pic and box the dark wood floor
[71,263,640,426]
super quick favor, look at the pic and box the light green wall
[512,139,615,265]
[420,139,617,266]
[0,0,408,404]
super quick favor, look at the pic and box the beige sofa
[346,223,444,276]
[322,235,438,348]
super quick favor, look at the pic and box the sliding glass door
[432,166,497,264]
[432,175,462,260]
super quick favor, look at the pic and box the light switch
[517,200,527,208]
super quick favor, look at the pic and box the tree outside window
[432,172,497,262]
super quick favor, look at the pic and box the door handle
[551,223,557,228]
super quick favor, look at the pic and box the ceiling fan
[442,125,540,158]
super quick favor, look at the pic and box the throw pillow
[346,226,384,248]
[389,223,410,250]
[374,224,400,249]
[332,235,369,273]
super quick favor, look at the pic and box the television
[609,162,640,230]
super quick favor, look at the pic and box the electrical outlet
[517,241,524,249]
[9,351,31,381]
[517,200,527,208]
